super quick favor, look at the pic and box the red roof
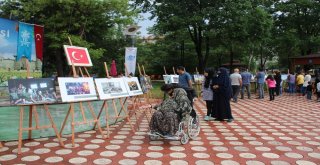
[290,53,320,59]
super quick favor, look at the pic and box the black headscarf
[217,67,232,99]
[204,67,215,88]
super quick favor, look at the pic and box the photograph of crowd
[65,82,90,95]
[58,77,97,102]
[8,78,57,105]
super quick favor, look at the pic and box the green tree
[0,0,136,77]
[274,0,320,56]
[135,0,222,73]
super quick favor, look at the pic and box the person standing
[302,71,311,96]
[274,71,282,96]
[256,68,266,99]
[296,72,304,96]
[266,75,276,101]
[287,71,296,95]
[230,68,242,102]
[306,82,313,100]
[176,66,197,105]
[201,68,215,121]
[240,68,252,99]
[212,68,233,122]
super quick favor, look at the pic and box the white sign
[125,47,137,76]
[163,75,179,84]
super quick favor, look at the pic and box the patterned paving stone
[1,96,319,165]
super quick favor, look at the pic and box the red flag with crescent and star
[63,45,92,66]
[34,25,44,61]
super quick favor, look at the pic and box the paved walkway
[0,95,320,165]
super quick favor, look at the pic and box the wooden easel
[17,59,64,154]
[120,63,151,130]
[195,67,202,97]
[142,65,153,103]
[94,62,135,138]
[59,37,105,147]
[163,66,167,75]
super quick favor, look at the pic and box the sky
[137,12,156,36]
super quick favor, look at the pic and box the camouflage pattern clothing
[149,98,179,135]
[149,88,192,135]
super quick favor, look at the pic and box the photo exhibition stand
[59,38,105,147]
[94,62,135,138]
[120,64,152,131]
[17,59,64,154]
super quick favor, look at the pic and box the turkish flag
[64,46,92,66]
[34,25,44,61]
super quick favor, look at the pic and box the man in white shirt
[302,71,311,96]
[230,68,242,102]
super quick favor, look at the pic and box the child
[306,82,312,100]
[266,75,276,101]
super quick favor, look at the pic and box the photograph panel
[8,78,57,105]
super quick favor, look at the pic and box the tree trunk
[260,44,264,69]
[196,44,204,73]
[204,36,210,69]
[248,49,254,71]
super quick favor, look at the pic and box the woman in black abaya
[212,68,234,122]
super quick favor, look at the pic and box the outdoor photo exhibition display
[123,77,143,96]
[139,75,153,93]
[63,45,93,66]
[95,78,129,100]
[163,75,179,84]
[193,74,205,84]
[8,78,65,154]
[58,77,97,102]
[8,78,57,105]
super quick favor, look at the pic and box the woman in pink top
[266,75,276,101]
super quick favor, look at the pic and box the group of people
[149,66,320,137]
[224,67,320,102]
[286,70,320,101]
[149,66,234,137]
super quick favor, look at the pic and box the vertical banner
[34,25,44,61]
[17,22,34,62]
[125,47,137,76]
[0,18,18,61]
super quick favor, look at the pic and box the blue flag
[17,22,34,62]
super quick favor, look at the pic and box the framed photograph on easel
[8,78,57,105]
[163,75,179,84]
[95,78,129,100]
[58,77,97,102]
[63,45,92,67]
[123,77,143,96]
